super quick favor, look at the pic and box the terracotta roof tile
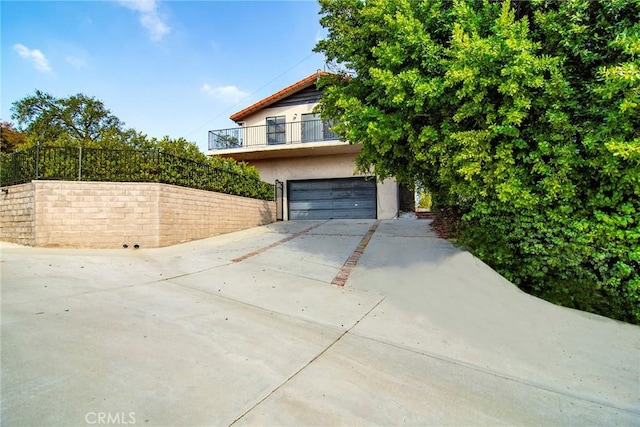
[230,71,328,122]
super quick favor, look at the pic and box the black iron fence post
[156,149,160,183]
[35,144,40,180]
[78,146,83,181]
[275,179,283,221]
[12,151,17,184]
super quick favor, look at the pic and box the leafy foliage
[0,121,29,153]
[315,0,640,323]
[4,91,273,201]
[11,91,128,145]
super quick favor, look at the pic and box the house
[207,71,400,221]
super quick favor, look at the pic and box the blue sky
[1,0,327,151]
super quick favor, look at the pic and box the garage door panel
[331,180,371,189]
[293,190,375,200]
[289,209,333,220]
[332,199,375,209]
[289,200,334,210]
[332,189,375,198]
[290,200,375,211]
[289,208,375,220]
[291,184,333,191]
[290,190,334,200]
[290,181,333,190]
[288,178,377,220]
[330,210,375,219]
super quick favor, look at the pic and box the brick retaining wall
[0,181,276,248]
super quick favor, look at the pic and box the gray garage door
[288,178,377,220]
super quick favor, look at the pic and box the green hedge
[0,146,274,201]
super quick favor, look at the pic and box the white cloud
[119,0,170,41]
[13,43,52,72]
[66,55,87,68]
[315,29,327,43]
[120,0,155,13]
[202,84,249,104]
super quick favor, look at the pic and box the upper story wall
[270,86,322,109]
[209,73,338,152]
[240,104,320,129]
[239,86,323,128]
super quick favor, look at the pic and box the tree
[5,90,273,198]
[11,90,127,146]
[0,121,29,152]
[145,135,209,162]
[314,0,640,323]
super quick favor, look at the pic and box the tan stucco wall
[248,153,398,220]
[1,181,275,248]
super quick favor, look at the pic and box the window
[323,118,338,140]
[302,113,337,143]
[266,116,286,145]
[301,113,322,143]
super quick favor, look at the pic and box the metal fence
[0,146,274,201]
[208,119,340,150]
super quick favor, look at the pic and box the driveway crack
[228,295,386,427]
[346,332,640,417]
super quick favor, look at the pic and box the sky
[1,0,328,151]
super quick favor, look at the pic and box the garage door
[288,178,377,220]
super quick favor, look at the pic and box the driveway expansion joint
[164,278,348,332]
[331,220,380,287]
[228,295,386,427]
[151,262,234,283]
[231,221,329,263]
[347,331,640,416]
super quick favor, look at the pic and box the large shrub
[315,0,639,323]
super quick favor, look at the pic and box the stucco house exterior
[207,71,400,221]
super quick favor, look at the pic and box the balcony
[208,119,340,151]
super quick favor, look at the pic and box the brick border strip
[331,221,380,287]
[231,221,328,263]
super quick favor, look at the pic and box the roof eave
[230,71,329,123]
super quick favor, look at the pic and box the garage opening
[288,177,377,220]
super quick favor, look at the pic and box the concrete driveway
[1,219,638,426]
